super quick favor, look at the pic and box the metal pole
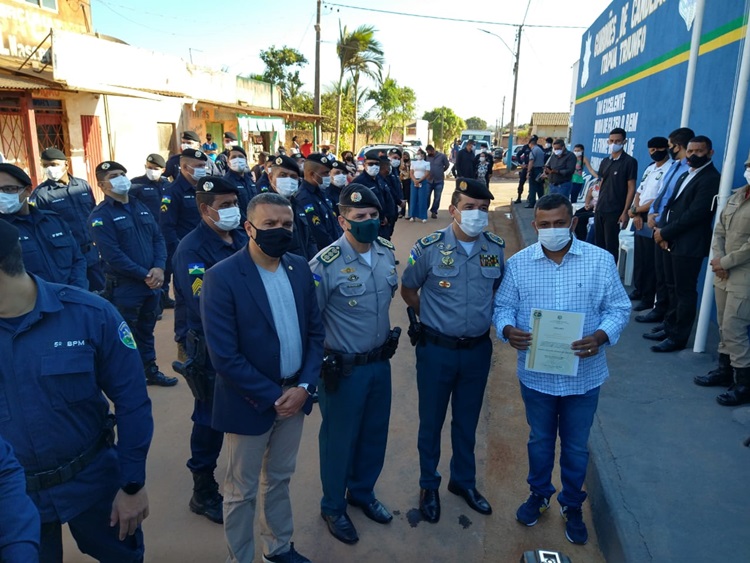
[314,0,322,149]
[506,25,522,167]
[680,0,705,126]
[501,95,506,150]
[693,19,750,353]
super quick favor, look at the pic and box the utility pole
[506,25,522,167]
[314,0,322,149]
[500,95,506,147]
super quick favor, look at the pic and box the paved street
[62,175,605,562]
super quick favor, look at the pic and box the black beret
[388,148,402,157]
[364,149,385,161]
[647,136,669,148]
[272,155,300,174]
[378,155,391,164]
[455,177,494,200]
[40,147,67,161]
[0,163,32,186]
[146,153,166,167]
[181,131,200,142]
[227,145,247,157]
[0,220,20,260]
[180,149,208,161]
[465,138,476,144]
[223,131,238,141]
[306,153,334,168]
[196,176,238,194]
[339,183,381,210]
[96,161,127,175]
[330,160,348,171]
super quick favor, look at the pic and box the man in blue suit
[201,192,324,563]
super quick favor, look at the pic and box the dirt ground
[62,174,605,562]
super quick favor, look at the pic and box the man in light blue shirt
[493,194,630,546]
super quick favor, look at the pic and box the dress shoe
[633,302,654,312]
[651,323,665,333]
[419,488,440,523]
[514,198,523,204]
[651,338,685,353]
[628,289,642,300]
[447,481,492,515]
[346,494,392,524]
[642,330,667,341]
[716,384,750,406]
[635,310,664,323]
[321,512,358,544]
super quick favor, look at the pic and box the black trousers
[594,211,622,263]
[664,254,704,345]
[517,167,528,198]
[653,242,670,317]
[633,233,656,305]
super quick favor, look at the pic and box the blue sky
[90,0,612,126]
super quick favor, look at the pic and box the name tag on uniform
[114,216,126,221]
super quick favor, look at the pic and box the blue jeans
[409,181,429,220]
[428,180,445,215]
[519,383,600,508]
[549,181,572,199]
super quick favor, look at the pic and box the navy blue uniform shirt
[0,433,40,560]
[223,170,257,221]
[161,175,201,248]
[351,172,397,221]
[165,154,219,182]
[129,175,170,222]
[295,180,342,250]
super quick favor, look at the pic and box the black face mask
[650,149,668,162]
[669,145,680,160]
[250,224,293,258]
[687,154,710,169]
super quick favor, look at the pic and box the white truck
[460,129,493,147]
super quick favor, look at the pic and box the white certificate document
[525,309,585,376]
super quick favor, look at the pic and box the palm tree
[335,24,384,155]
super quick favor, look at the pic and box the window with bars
[33,99,68,158]
[0,96,30,172]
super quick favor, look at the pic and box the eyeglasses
[0,185,25,194]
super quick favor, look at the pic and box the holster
[320,353,343,393]
[172,330,213,402]
[407,307,422,346]
[102,274,118,302]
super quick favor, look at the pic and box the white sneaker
[421,219,427,223]
[409,218,415,222]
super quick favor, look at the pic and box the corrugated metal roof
[530,112,570,126]
[0,74,51,90]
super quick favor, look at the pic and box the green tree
[367,77,416,143]
[465,116,488,130]
[335,24,384,154]
[423,107,466,152]
[256,46,308,111]
[322,84,355,152]
[287,92,314,130]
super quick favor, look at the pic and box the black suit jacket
[660,162,721,257]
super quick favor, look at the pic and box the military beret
[96,161,127,175]
[364,149,385,161]
[340,183,381,210]
[40,147,67,161]
[454,177,494,200]
[0,220,20,261]
[223,131,238,141]
[180,149,208,161]
[378,155,391,164]
[181,131,200,142]
[272,155,300,174]
[291,152,305,160]
[146,153,166,167]
[228,145,247,157]
[196,176,238,194]
[330,160,348,171]
[0,163,32,187]
[306,152,334,168]
[388,148,402,157]
[647,137,669,148]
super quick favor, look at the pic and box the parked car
[509,144,526,169]
[356,144,417,169]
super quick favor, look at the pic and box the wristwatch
[297,383,316,396]
[121,481,145,495]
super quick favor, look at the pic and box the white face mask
[109,175,132,195]
[210,206,241,231]
[366,165,380,177]
[145,169,162,181]
[332,174,348,188]
[0,192,23,214]
[224,142,233,150]
[415,155,424,161]
[390,159,401,167]
[479,156,486,163]
[573,151,583,157]
[610,143,624,154]
[275,177,299,198]
[744,169,750,185]
[45,165,65,181]
[553,149,563,156]
[537,225,572,251]
[456,208,488,238]
[181,143,193,151]
[544,143,551,149]
[229,157,247,173]
[321,176,332,189]
[191,166,207,181]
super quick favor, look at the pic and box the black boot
[716,367,750,406]
[694,353,734,387]
[144,361,178,387]
[190,471,224,524]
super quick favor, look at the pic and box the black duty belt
[421,325,489,350]
[324,342,390,367]
[279,373,301,387]
[26,415,115,492]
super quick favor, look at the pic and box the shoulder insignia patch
[191,277,203,297]
[376,236,395,250]
[312,273,322,287]
[418,232,444,247]
[91,218,104,227]
[304,204,315,213]
[484,232,505,247]
[188,263,205,275]
[318,246,341,265]
[118,321,137,350]
[161,195,172,205]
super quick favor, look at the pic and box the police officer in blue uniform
[351,149,397,240]
[310,184,399,545]
[327,160,349,210]
[0,220,153,561]
[31,147,104,291]
[266,154,318,260]
[378,155,403,240]
[172,176,248,524]
[88,161,177,387]
[222,145,257,220]
[401,177,505,523]
[215,131,238,176]
[130,153,170,222]
[0,433,40,561]
[296,152,343,250]
[165,131,219,181]
[0,163,86,288]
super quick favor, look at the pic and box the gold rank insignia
[191,277,203,297]
[341,267,355,274]
[439,280,451,288]
[480,254,500,267]
[459,180,467,191]
[312,215,321,225]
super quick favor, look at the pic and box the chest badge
[348,299,357,307]
[441,255,454,267]
[439,280,451,288]
[347,274,359,281]
[341,267,356,274]
[480,254,499,267]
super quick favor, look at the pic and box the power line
[322,2,587,29]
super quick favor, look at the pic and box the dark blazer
[660,162,721,257]
[200,247,325,435]
[455,148,476,178]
